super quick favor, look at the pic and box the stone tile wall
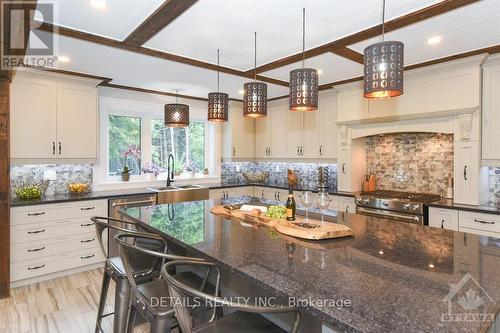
[10,164,93,197]
[221,161,338,190]
[365,133,454,196]
[488,167,500,204]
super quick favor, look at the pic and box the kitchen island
[121,197,500,333]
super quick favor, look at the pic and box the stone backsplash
[365,133,454,196]
[221,161,337,190]
[488,167,500,204]
[10,164,93,197]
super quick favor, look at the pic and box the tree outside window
[108,115,141,176]
[151,120,205,173]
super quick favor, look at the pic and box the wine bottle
[286,189,296,221]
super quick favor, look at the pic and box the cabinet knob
[319,145,323,156]
[232,147,235,157]
[441,219,444,229]
[52,142,56,155]
[58,142,62,155]
[463,166,467,180]
[342,163,346,174]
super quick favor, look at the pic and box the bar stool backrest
[161,260,301,333]
[91,216,143,259]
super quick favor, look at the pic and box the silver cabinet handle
[301,146,304,155]
[342,163,346,174]
[232,147,235,156]
[81,238,95,243]
[463,166,467,180]
[52,142,56,155]
[297,146,300,156]
[268,147,271,156]
[81,254,95,259]
[27,264,45,271]
[80,206,95,211]
[112,200,155,207]
[27,212,45,216]
[277,192,281,201]
[319,145,323,156]
[441,219,445,229]
[27,246,45,252]
[81,222,94,227]
[27,229,45,234]
[58,142,62,155]
[474,219,495,225]
[261,190,265,198]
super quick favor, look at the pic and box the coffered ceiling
[31,0,500,100]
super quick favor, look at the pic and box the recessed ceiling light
[57,55,70,63]
[427,36,442,45]
[317,69,323,75]
[238,89,244,95]
[89,0,106,10]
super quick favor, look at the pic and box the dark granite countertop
[427,199,500,215]
[10,187,157,207]
[10,181,354,207]
[121,197,500,333]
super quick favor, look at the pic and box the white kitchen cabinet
[454,141,480,205]
[10,200,107,285]
[336,82,368,123]
[302,111,321,158]
[428,207,459,231]
[482,55,500,160]
[459,210,500,237]
[286,109,304,158]
[222,102,255,159]
[209,186,253,199]
[254,100,287,159]
[338,197,356,213]
[10,70,100,161]
[319,91,338,159]
[337,140,366,192]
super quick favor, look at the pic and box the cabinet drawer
[11,232,102,263]
[459,211,500,236]
[11,217,97,244]
[11,200,107,226]
[10,247,104,282]
[429,208,459,231]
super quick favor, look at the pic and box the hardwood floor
[0,268,156,333]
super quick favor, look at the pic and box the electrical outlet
[275,165,280,172]
[44,170,57,181]
[236,165,240,172]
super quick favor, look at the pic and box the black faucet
[166,153,175,186]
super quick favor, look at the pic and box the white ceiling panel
[36,31,289,98]
[144,0,440,70]
[35,0,164,40]
[350,0,500,66]
[261,53,363,84]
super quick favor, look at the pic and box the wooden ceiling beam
[252,0,479,74]
[330,47,364,64]
[35,21,289,87]
[124,0,199,47]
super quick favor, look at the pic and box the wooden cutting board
[210,205,353,240]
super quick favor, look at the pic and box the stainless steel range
[355,190,442,224]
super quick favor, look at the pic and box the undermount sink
[147,184,209,204]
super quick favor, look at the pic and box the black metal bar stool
[161,260,301,333]
[92,216,167,333]
[114,232,218,333]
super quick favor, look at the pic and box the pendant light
[243,32,267,118]
[363,0,404,99]
[165,90,189,128]
[208,49,229,122]
[289,8,318,112]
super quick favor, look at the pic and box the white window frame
[96,96,216,186]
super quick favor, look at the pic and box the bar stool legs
[95,271,111,333]
[114,277,132,333]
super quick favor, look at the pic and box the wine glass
[316,191,331,223]
[299,191,313,220]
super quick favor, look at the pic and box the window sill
[93,175,221,191]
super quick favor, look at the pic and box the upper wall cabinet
[11,70,100,161]
[255,100,286,159]
[482,55,500,160]
[336,56,483,124]
[222,102,255,159]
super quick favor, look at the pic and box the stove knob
[412,205,420,211]
[356,197,364,204]
[363,198,370,204]
[381,200,389,207]
[403,204,411,210]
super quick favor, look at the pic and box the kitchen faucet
[166,153,175,186]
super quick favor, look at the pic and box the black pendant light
[289,8,318,112]
[165,90,189,128]
[363,0,404,99]
[243,32,267,118]
[208,49,229,122]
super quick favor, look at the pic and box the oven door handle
[112,199,156,207]
[356,207,421,223]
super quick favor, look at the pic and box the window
[108,115,141,176]
[151,120,205,172]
